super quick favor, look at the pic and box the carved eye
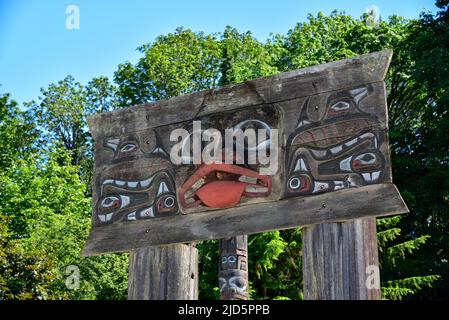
[101,196,119,208]
[287,174,312,193]
[222,256,228,264]
[228,256,237,264]
[330,101,350,112]
[233,120,272,152]
[156,194,177,214]
[288,177,301,190]
[99,195,130,212]
[355,153,376,165]
[164,196,175,208]
[120,143,136,152]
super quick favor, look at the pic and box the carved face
[178,163,272,209]
[285,86,385,197]
[96,164,178,224]
[103,128,169,162]
[175,117,277,210]
[221,254,238,270]
[219,270,248,300]
[94,127,178,225]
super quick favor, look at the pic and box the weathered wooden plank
[87,50,392,138]
[82,183,408,256]
[128,244,198,300]
[84,50,402,259]
[302,217,381,300]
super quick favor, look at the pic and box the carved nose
[194,181,247,208]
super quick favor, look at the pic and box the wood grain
[128,244,198,300]
[87,50,392,138]
[82,183,408,256]
[302,218,381,300]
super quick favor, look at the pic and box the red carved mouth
[178,163,272,209]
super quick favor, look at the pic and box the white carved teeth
[294,158,308,172]
[140,177,153,188]
[245,185,268,193]
[334,181,345,190]
[239,176,258,184]
[115,180,126,186]
[127,211,137,221]
[102,177,155,189]
[339,156,353,172]
[330,145,343,155]
[345,138,358,147]
[140,207,154,218]
[158,182,169,195]
[310,132,378,160]
[360,132,375,139]
[372,171,381,181]
[311,149,327,159]
[362,173,371,182]
[361,171,381,182]
[127,181,138,188]
[119,195,130,208]
[98,213,113,222]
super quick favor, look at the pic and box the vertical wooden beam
[219,235,249,300]
[128,244,198,300]
[302,217,381,300]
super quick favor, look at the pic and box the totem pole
[219,235,249,300]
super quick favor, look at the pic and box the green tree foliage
[0,145,128,299]
[0,215,57,299]
[219,26,278,85]
[0,93,38,169]
[114,28,222,105]
[27,76,118,188]
[377,216,440,299]
[385,1,449,299]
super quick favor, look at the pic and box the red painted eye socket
[156,194,177,213]
[288,174,312,193]
[98,195,121,213]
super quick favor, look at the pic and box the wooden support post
[128,244,198,300]
[302,217,381,300]
[219,235,249,300]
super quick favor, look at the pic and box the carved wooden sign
[83,50,408,256]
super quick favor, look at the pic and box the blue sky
[0,0,437,105]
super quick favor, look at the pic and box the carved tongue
[194,181,247,208]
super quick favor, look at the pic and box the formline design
[83,50,409,256]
